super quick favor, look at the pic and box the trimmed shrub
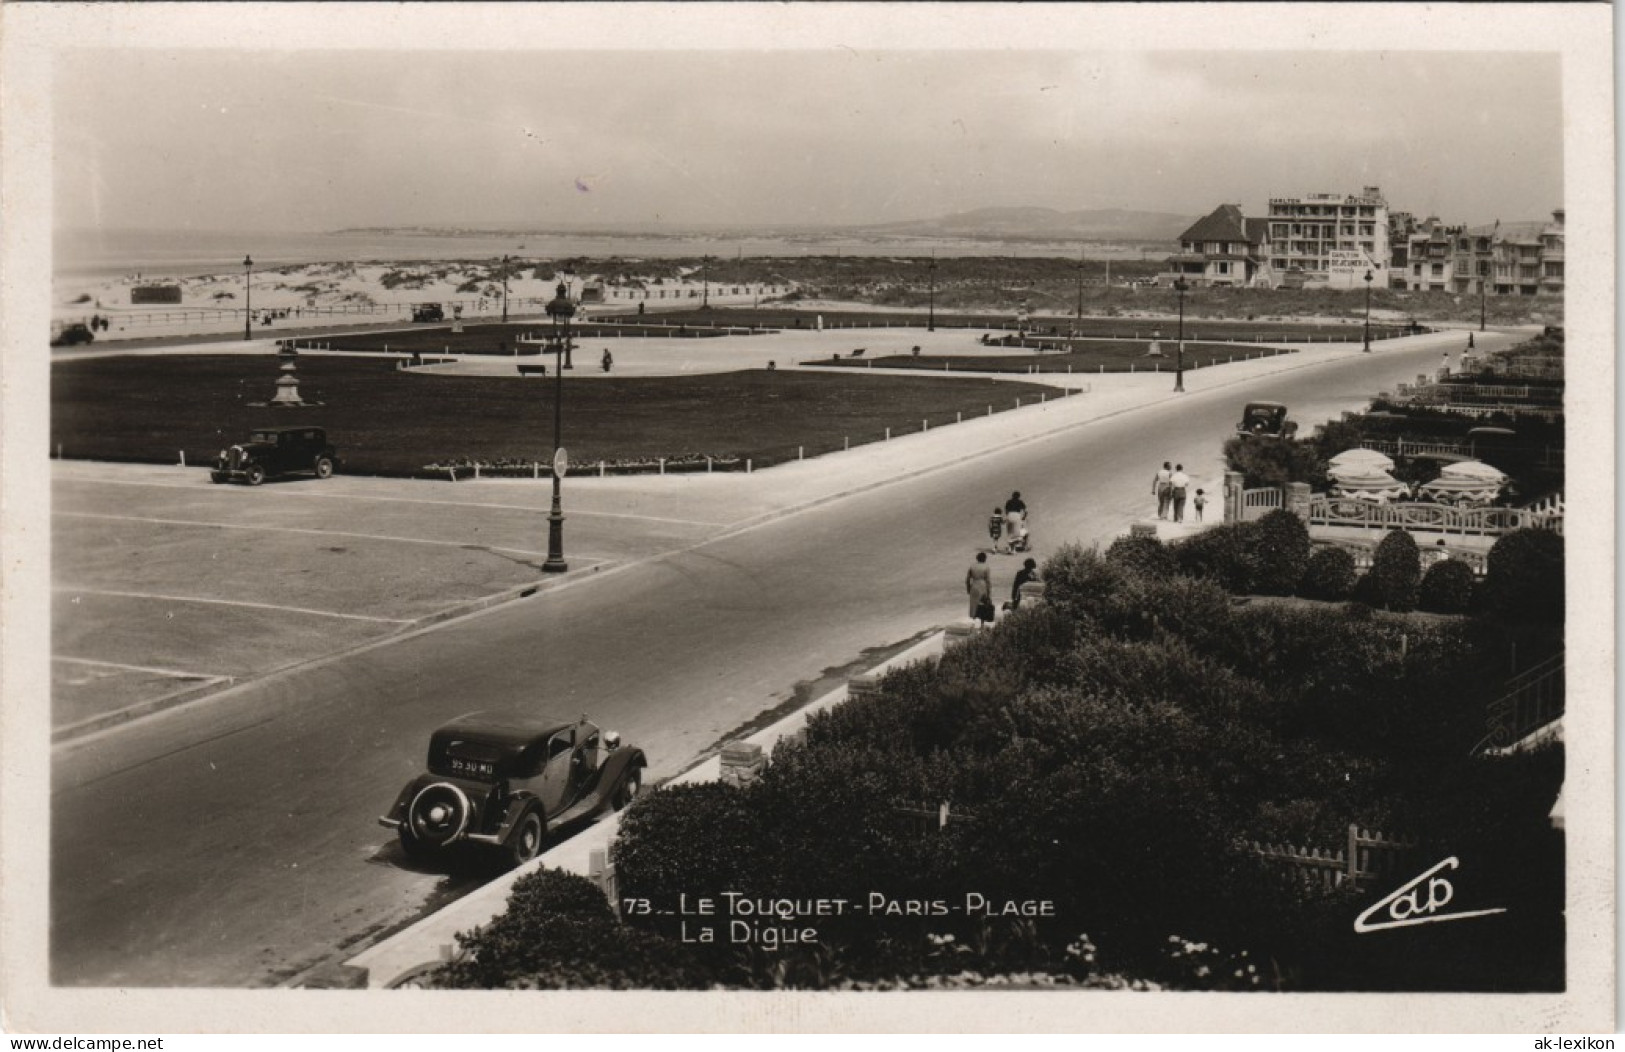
[612,782,773,901]
[1252,509,1312,596]
[1172,522,1259,593]
[1223,435,1327,489]
[1367,531,1421,612]
[1482,528,1564,624]
[1418,559,1477,614]
[1104,533,1178,580]
[429,867,715,989]
[1300,546,1357,600]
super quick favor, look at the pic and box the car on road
[412,303,445,323]
[210,426,338,485]
[380,712,646,867]
[1235,401,1299,439]
[51,323,96,347]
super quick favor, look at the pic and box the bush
[1367,531,1421,612]
[1104,533,1178,580]
[1224,435,1326,489]
[428,867,715,989]
[1300,546,1357,600]
[1482,528,1564,624]
[1172,522,1259,593]
[1418,559,1477,614]
[612,782,773,901]
[1252,510,1311,596]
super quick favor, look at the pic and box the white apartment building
[1265,187,1391,290]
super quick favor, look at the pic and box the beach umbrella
[1418,475,1502,506]
[1328,447,1395,472]
[1330,469,1410,504]
[1438,459,1507,483]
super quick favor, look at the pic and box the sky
[54,47,1564,233]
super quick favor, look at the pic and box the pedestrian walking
[1003,491,1028,552]
[1192,488,1207,523]
[988,507,1008,554]
[1153,462,1174,519]
[1010,557,1040,610]
[1170,464,1191,523]
[966,552,994,622]
[601,348,614,373]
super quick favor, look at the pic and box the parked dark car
[1236,401,1299,439]
[380,712,646,866]
[210,427,338,485]
[412,303,445,323]
[51,323,96,347]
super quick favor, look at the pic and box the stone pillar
[1224,471,1244,523]
[718,741,765,788]
[1286,481,1312,522]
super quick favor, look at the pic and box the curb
[336,629,952,989]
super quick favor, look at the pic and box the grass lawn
[810,342,1299,374]
[594,306,1414,343]
[51,355,1065,476]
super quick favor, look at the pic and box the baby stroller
[1005,508,1032,553]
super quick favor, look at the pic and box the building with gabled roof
[1165,204,1274,288]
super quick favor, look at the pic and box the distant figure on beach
[637,301,645,315]
[601,348,613,373]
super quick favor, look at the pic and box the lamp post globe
[1173,277,1189,393]
[1362,269,1373,353]
[541,281,575,574]
[243,255,253,341]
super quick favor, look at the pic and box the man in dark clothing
[1011,557,1040,608]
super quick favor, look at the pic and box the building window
[1431,263,1444,276]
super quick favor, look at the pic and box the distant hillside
[854,206,1196,242]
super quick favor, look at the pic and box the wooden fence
[1251,825,1417,892]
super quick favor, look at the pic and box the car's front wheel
[313,456,334,480]
[246,463,267,486]
[613,766,642,811]
[506,809,545,867]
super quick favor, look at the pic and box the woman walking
[966,551,994,623]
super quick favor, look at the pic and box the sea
[53,227,1161,284]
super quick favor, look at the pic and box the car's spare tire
[406,782,471,848]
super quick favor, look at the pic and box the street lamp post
[701,255,712,310]
[927,255,937,332]
[1362,269,1373,353]
[1173,277,1188,393]
[1479,263,1488,332]
[243,255,253,341]
[501,254,510,324]
[1075,247,1085,319]
[542,281,574,574]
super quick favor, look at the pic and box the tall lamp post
[501,254,511,324]
[1173,277,1188,393]
[701,255,712,310]
[1362,269,1373,353]
[1075,246,1086,319]
[926,255,937,332]
[541,281,574,574]
[243,255,253,341]
[1479,262,1488,332]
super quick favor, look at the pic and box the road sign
[553,447,569,479]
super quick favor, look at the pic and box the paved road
[48,338,1487,986]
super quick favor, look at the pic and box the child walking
[1193,489,1207,522]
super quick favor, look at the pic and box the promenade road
[43,331,1510,986]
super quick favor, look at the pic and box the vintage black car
[1235,401,1299,439]
[380,712,646,866]
[51,323,96,347]
[210,427,338,485]
[411,303,445,323]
